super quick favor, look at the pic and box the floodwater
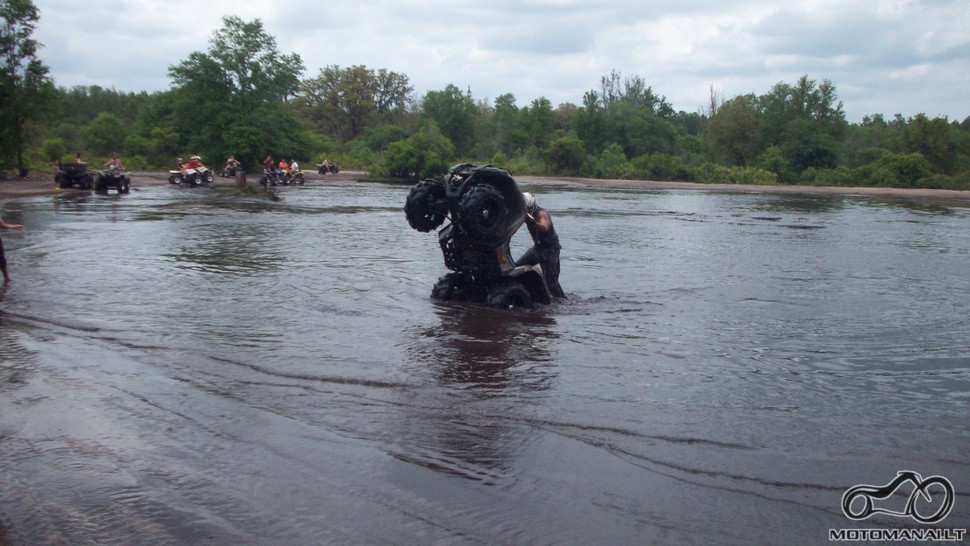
[0,180,968,544]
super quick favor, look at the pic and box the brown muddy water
[0,181,968,544]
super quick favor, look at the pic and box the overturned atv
[405,163,552,309]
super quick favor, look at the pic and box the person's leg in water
[542,248,565,298]
[1,238,10,283]
[516,246,565,298]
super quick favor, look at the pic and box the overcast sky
[32,0,969,123]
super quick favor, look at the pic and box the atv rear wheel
[487,280,533,309]
[459,183,508,239]
[405,179,448,232]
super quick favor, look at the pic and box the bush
[853,152,931,187]
[689,163,777,185]
[544,133,586,175]
[594,143,630,179]
[41,138,68,161]
[629,153,688,181]
[378,122,455,178]
[758,145,795,183]
[802,166,855,187]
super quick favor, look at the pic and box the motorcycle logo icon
[842,471,954,524]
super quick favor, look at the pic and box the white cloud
[32,0,970,121]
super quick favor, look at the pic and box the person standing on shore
[0,216,26,284]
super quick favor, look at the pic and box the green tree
[420,84,477,155]
[296,65,413,140]
[488,93,527,155]
[901,114,960,174]
[380,121,455,178]
[523,97,554,149]
[0,0,56,173]
[545,132,586,174]
[708,95,761,166]
[167,16,309,168]
[82,112,127,156]
[757,75,846,172]
[575,90,606,154]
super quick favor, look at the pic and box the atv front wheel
[405,179,448,232]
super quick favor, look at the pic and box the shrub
[690,163,777,185]
[853,152,931,187]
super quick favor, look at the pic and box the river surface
[0,180,968,544]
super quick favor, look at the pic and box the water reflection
[744,193,847,214]
[418,303,558,391]
[389,303,559,483]
[0,311,37,389]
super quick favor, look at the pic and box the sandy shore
[2,170,969,204]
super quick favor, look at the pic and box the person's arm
[528,209,553,233]
[0,218,25,231]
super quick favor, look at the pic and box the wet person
[518,192,565,298]
[290,158,300,173]
[105,153,123,170]
[263,155,279,184]
[0,216,26,284]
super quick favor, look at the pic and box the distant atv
[405,163,552,309]
[221,159,242,178]
[95,166,131,194]
[260,169,304,187]
[281,168,306,185]
[316,162,339,174]
[55,162,94,190]
[168,165,214,187]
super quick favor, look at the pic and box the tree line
[2,10,968,190]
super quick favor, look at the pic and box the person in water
[0,216,26,284]
[518,192,565,298]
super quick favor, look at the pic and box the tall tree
[524,97,554,149]
[168,16,309,166]
[0,0,55,173]
[295,65,412,140]
[420,84,477,155]
[757,75,846,171]
[708,94,761,166]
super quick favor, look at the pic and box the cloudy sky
[31,0,969,122]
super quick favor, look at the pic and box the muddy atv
[405,163,552,309]
[95,167,131,194]
[56,162,94,190]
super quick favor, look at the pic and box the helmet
[177,157,183,162]
[522,192,536,212]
